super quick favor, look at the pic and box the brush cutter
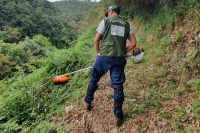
[53,66,92,84]
[126,46,144,62]
[53,46,144,84]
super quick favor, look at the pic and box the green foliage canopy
[52,1,97,24]
[0,0,76,48]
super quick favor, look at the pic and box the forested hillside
[52,1,97,24]
[0,0,75,48]
[0,0,200,132]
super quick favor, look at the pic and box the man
[82,5,137,127]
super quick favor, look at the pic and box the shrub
[0,54,16,79]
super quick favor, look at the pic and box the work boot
[114,115,123,127]
[82,97,92,110]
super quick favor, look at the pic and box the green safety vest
[99,15,130,57]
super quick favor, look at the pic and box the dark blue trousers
[84,55,126,117]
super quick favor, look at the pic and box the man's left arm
[126,33,137,53]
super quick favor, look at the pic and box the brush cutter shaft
[61,66,92,76]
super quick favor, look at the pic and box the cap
[105,5,118,17]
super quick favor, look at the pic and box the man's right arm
[94,20,105,55]
[94,32,102,55]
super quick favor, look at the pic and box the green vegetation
[0,0,200,132]
[0,0,97,48]
[52,1,97,24]
[0,35,94,132]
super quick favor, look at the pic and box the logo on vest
[110,18,126,25]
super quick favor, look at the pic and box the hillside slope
[1,1,199,133]
[52,9,200,132]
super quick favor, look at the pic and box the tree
[0,54,16,79]
[0,26,21,43]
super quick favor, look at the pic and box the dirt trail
[61,72,119,133]
[59,63,169,133]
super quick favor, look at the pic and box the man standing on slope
[82,5,137,127]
